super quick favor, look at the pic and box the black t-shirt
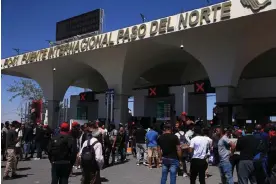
[236,135,258,160]
[31,112,37,124]
[35,127,45,142]
[135,128,146,144]
[157,133,180,159]
[6,129,17,149]
[23,127,34,142]
[1,130,7,147]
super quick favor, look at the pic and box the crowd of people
[1,119,129,183]
[129,112,276,184]
[1,112,276,184]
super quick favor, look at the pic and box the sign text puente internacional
[2,1,232,68]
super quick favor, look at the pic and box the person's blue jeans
[23,142,31,155]
[219,160,234,184]
[161,158,179,184]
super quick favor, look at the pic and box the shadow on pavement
[113,159,130,166]
[70,173,109,182]
[101,177,109,182]
[17,167,31,171]
[72,171,82,176]
[10,174,29,179]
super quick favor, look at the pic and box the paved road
[1,156,237,184]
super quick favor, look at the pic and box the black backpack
[1,131,6,148]
[81,139,99,171]
[48,135,71,162]
[175,131,187,145]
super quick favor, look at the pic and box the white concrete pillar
[170,86,184,116]
[133,89,147,117]
[170,85,194,116]
[113,94,129,127]
[47,100,61,129]
[216,86,236,103]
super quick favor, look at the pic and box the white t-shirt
[230,138,240,155]
[190,136,210,159]
[99,128,108,136]
[205,136,213,156]
[185,130,194,144]
[16,129,23,147]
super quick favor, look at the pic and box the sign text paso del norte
[2,2,232,68]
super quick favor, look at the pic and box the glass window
[77,106,88,120]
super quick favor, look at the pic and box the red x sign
[149,87,157,96]
[196,82,205,93]
[80,93,86,101]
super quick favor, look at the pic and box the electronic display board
[56,9,102,41]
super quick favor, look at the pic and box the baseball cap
[181,112,187,116]
[72,122,79,127]
[60,122,70,131]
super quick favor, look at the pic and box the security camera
[53,68,56,71]
[180,44,184,49]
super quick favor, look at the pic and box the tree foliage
[7,78,43,101]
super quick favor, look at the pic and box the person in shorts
[146,126,159,169]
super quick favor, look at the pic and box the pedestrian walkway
[1,157,237,184]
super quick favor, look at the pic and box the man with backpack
[79,122,104,184]
[174,121,189,177]
[97,121,111,167]
[48,122,77,184]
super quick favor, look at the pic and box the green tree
[7,78,43,101]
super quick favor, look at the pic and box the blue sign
[105,89,114,94]
[105,89,115,104]
[105,89,114,103]
[105,93,109,105]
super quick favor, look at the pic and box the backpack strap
[88,140,99,152]
[81,133,87,147]
[86,139,99,148]
[87,138,90,147]
[91,141,99,148]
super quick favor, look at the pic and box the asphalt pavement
[1,156,237,184]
